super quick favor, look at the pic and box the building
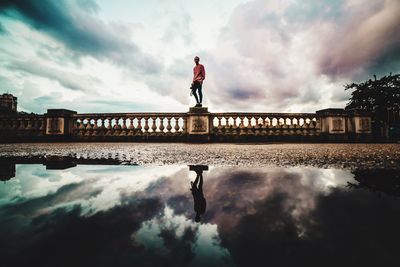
[0,93,17,114]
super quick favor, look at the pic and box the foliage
[345,73,400,122]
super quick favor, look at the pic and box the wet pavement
[1,143,400,169]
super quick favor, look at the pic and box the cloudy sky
[0,0,399,114]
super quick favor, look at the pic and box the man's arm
[201,65,206,81]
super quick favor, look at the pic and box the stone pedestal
[347,109,373,141]
[45,109,77,138]
[187,106,211,142]
[347,109,372,133]
[316,108,348,134]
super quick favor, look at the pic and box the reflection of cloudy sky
[1,0,399,113]
[1,164,400,266]
[0,164,185,214]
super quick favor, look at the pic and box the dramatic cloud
[0,0,399,113]
[318,0,400,77]
[7,59,102,92]
[0,0,162,74]
[203,0,400,111]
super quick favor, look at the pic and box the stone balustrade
[0,107,373,142]
[73,113,187,139]
[210,113,320,136]
[0,114,45,138]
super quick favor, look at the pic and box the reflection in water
[189,165,208,222]
[348,169,400,197]
[0,160,15,182]
[0,162,400,267]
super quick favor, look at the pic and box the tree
[345,73,400,124]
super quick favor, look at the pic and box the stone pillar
[186,107,211,142]
[347,109,373,141]
[316,108,349,141]
[44,109,77,140]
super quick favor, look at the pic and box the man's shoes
[195,103,202,107]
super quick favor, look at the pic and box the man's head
[194,56,200,64]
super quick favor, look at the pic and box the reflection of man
[191,56,205,107]
[190,169,206,222]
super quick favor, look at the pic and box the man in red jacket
[191,56,206,107]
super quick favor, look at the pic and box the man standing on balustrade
[190,56,206,107]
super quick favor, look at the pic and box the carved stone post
[44,109,77,140]
[186,107,211,142]
[347,109,373,141]
[316,108,349,141]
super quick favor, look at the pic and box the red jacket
[193,64,205,84]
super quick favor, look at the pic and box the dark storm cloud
[317,0,400,77]
[0,0,162,74]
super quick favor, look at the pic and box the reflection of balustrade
[211,113,320,136]
[73,113,187,137]
[0,115,44,137]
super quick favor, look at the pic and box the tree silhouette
[345,73,400,138]
[345,73,400,123]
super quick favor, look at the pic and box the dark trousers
[192,81,203,104]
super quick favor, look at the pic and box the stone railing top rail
[210,112,320,117]
[0,113,44,118]
[72,112,187,118]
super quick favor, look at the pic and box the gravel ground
[1,143,400,169]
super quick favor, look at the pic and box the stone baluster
[92,118,98,130]
[288,118,295,135]
[89,118,96,136]
[249,116,255,134]
[121,118,127,130]
[259,117,266,135]
[174,117,180,133]
[118,117,126,136]
[18,118,24,130]
[11,118,17,130]
[136,117,143,135]
[143,117,149,133]
[84,118,91,136]
[116,117,123,136]
[11,118,16,131]
[127,117,134,136]
[166,117,172,134]
[26,118,32,130]
[230,116,237,135]
[159,117,165,134]
[243,116,250,134]
[149,117,156,134]
[217,116,223,134]
[104,118,111,136]
[254,117,261,135]
[99,118,105,134]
